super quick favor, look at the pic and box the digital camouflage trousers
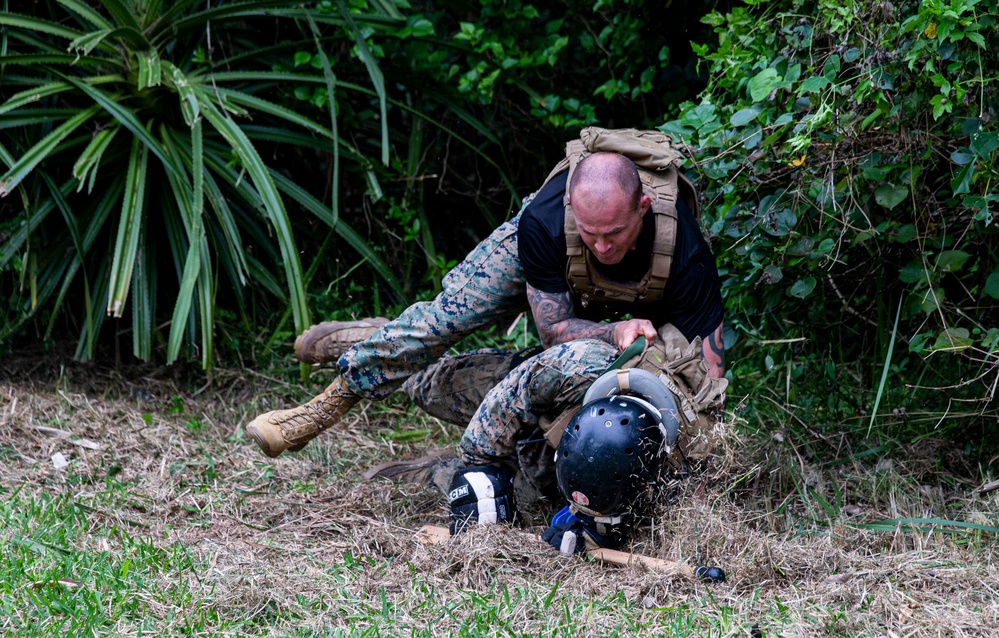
[333,202,623,495]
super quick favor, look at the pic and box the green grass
[0,487,212,635]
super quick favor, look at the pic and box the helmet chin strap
[568,501,624,524]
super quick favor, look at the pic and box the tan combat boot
[294,317,390,364]
[245,376,359,458]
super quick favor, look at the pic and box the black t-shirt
[518,170,723,341]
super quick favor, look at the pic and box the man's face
[572,189,651,265]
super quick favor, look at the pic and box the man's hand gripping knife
[447,465,519,535]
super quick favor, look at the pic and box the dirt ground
[1,347,997,636]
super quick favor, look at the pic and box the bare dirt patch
[1,349,996,636]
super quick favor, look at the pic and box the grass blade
[852,518,999,535]
[866,295,902,437]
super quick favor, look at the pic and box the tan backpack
[541,324,727,462]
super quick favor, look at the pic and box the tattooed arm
[702,321,725,379]
[526,283,657,350]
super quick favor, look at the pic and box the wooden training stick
[415,525,725,582]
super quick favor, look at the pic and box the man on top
[244,141,724,508]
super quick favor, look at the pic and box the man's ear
[639,194,653,216]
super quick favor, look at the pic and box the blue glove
[542,506,625,554]
[541,506,587,555]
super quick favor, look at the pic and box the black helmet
[555,394,668,518]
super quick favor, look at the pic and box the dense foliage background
[2,0,996,456]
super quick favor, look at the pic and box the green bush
[663,0,998,441]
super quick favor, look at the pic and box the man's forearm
[539,319,616,349]
[528,286,615,349]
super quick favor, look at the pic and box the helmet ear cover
[555,394,668,518]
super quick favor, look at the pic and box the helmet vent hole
[620,418,630,425]
[597,408,606,415]
[625,447,634,455]
[573,424,580,431]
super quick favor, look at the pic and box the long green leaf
[56,0,114,30]
[136,49,162,89]
[197,95,310,338]
[309,15,341,228]
[0,81,73,116]
[270,169,404,301]
[336,0,388,166]
[60,75,181,180]
[196,234,213,371]
[75,26,150,53]
[239,125,364,161]
[0,104,100,196]
[73,125,120,193]
[98,0,142,31]
[201,169,248,284]
[148,0,203,36]
[193,119,213,372]
[39,171,93,343]
[0,189,58,270]
[76,253,112,360]
[163,61,200,126]
[214,88,334,141]
[0,13,84,40]
[368,0,404,20]
[0,53,114,67]
[0,108,87,129]
[45,176,124,342]
[166,1,314,35]
[131,217,154,360]
[209,71,514,197]
[107,137,148,317]
[166,122,204,365]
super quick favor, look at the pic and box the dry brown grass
[1,348,997,637]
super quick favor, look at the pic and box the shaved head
[568,153,642,212]
[566,153,651,265]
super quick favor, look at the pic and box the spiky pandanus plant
[0,0,419,371]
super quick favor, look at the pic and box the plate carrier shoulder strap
[540,127,700,306]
